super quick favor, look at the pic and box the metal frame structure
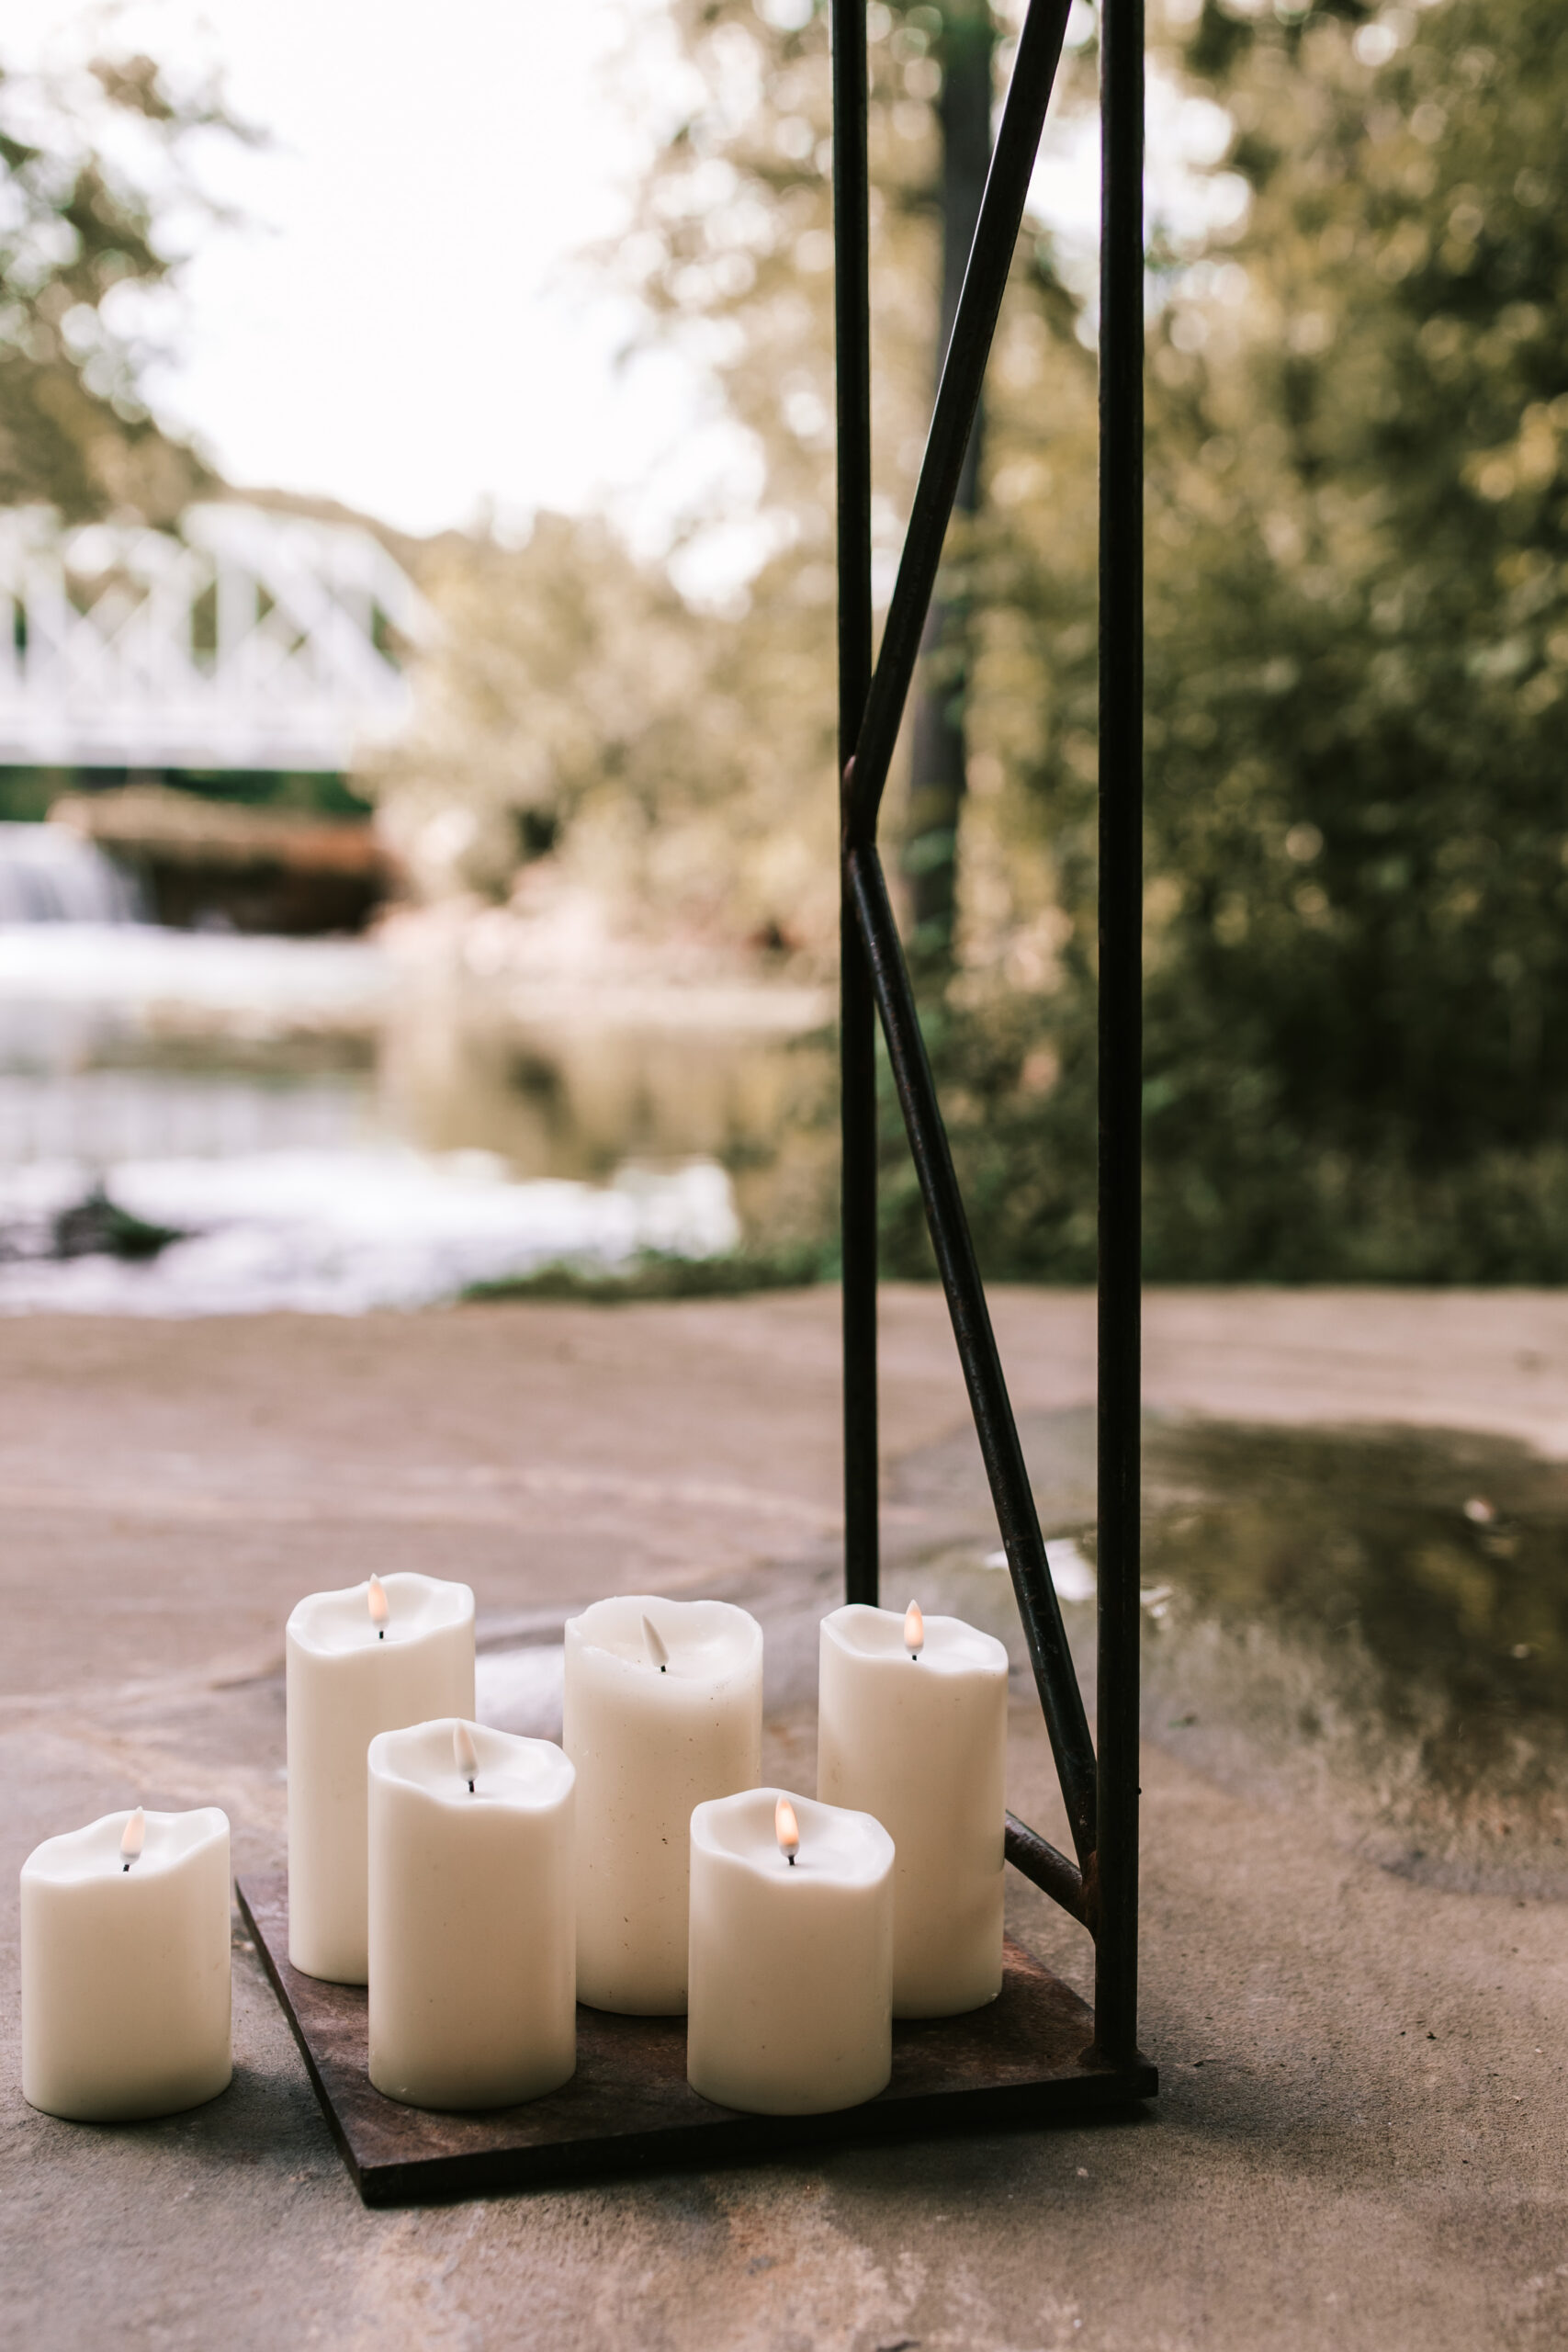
[831,0,1144,2063]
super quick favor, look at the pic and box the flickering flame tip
[119,1806,145,1870]
[774,1794,800,1864]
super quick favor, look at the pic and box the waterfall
[0,823,141,924]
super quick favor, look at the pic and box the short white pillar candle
[21,1807,231,2122]
[818,1601,1009,2017]
[287,1572,475,1983]
[687,1787,894,2114]
[367,1719,576,2110]
[564,1594,762,2014]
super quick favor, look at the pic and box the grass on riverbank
[462,1244,834,1305]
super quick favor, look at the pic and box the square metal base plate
[238,1874,1155,2204]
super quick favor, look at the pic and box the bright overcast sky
[17,2,1232,556]
[21,0,725,547]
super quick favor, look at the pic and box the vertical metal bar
[1094,0,1145,2059]
[833,0,879,1608]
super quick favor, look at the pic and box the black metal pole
[833,0,879,1608]
[1094,0,1145,2062]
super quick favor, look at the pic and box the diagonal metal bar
[1005,1813,1087,1923]
[842,0,1073,850]
[832,0,880,1608]
[846,835,1099,1864]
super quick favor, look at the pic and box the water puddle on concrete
[897,1409,1568,1896]
[1137,1419,1568,1894]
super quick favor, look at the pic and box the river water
[0,908,829,1313]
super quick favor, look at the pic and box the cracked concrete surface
[4,1288,1568,2349]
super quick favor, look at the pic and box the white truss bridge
[0,503,432,775]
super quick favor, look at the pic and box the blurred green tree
[372,511,801,936]
[389,0,1085,967]
[387,0,967,955]
[610,0,1070,965]
[950,0,1568,1281]
[0,44,239,520]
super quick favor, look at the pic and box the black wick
[786,1852,795,1866]
[467,1779,475,1793]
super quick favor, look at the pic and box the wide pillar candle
[564,1594,762,2014]
[287,1572,474,1983]
[687,1787,894,2114]
[21,1808,231,2122]
[367,1719,576,2109]
[818,1602,1009,2017]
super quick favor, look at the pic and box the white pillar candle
[818,1601,1009,2018]
[564,1594,762,2014]
[367,1719,575,2110]
[687,1787,894,2114]
[21,1807,231,2122]
[287,1571,474,1983]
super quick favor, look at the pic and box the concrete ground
[4,1287,1567,2350]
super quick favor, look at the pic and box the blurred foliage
[890,0,1568,1282]
[387,0,1082,961]
[463,1239,834,1305]
[375,514,722,904]
[607,0,1096,975]
[0,43,243,520]
[370,506,845,943]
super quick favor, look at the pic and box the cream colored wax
[564,1594,762,2013]
[367,1719,576,2109]
[818,1601,1009,2017]
[21,1807,231,2121]
[287,1572,474,1983]
[686,1787,894,2114]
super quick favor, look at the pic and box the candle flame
[120,1807,145,1866]
[642,1613,670,1673]
[775,1795,800,1863]
[367,1575,389,1633]
[453,1722,479,1788]
[904,1600,925,1657]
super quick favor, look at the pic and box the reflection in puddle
[1138,1419,1568,1894]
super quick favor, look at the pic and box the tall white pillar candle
[367,1719,576,2109]
[564,1594,762,2014]
[687,1787,894,2114]
[818,1601,1009,2017]
[287,1572,474,1983]
[21,1807,231,2122]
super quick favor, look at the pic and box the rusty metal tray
[237,1873,1155,2205]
